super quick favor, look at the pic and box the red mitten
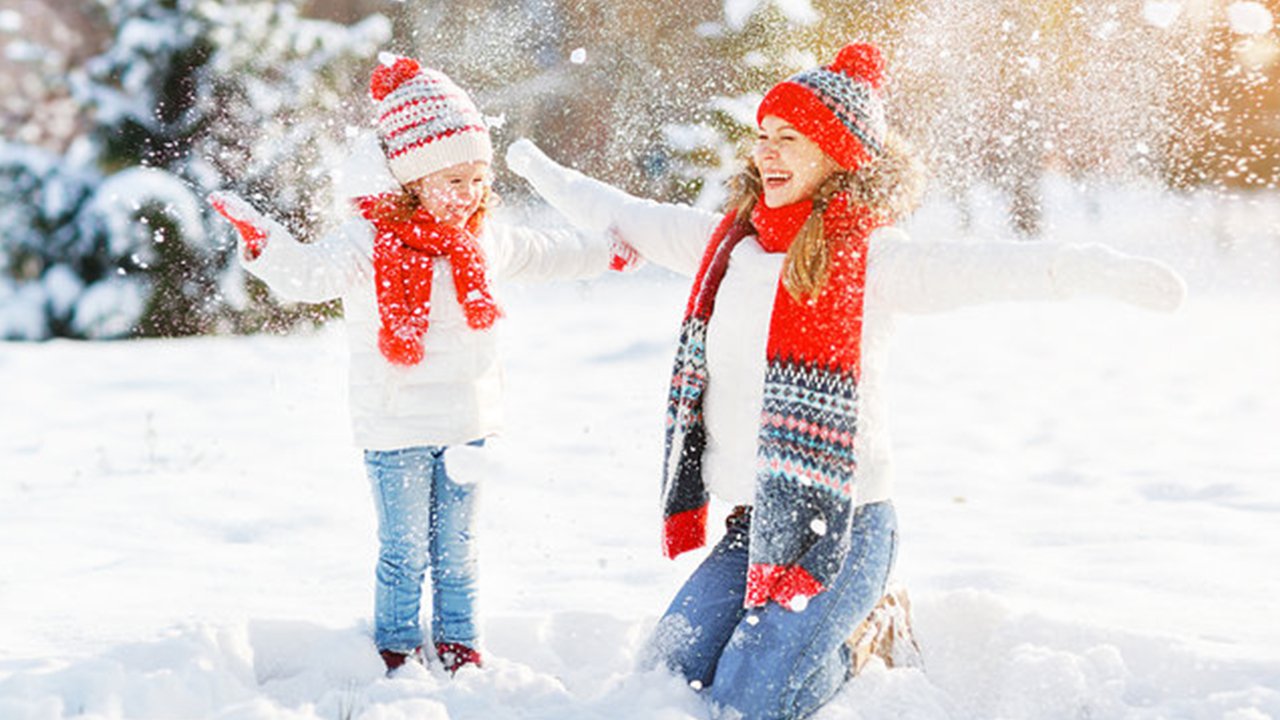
[378,325,425,366]
[209,192,268,261]
[608,229,643,272]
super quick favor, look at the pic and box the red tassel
[745,563,825,610]
[771,565,824,609]
[378,325,425,366]
[663,505,708,559]
[462,296,501,330]
[745,564,785,607]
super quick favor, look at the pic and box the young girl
[210,56,627,675]
[505,43,1184,719]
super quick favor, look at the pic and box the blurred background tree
[0,0,386,339]
[2,0,1276,340]
[377,0,725,200]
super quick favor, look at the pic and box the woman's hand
[503,138,550,179]
[208,192,270,261]
[1053,244,1187,312]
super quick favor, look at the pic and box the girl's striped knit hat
[369,55,493,185]
[757,43,888,170]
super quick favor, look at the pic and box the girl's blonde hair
[728,130,925,299]
[377,181,497,232]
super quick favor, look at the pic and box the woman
[506,43,1184,719]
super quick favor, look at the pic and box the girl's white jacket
[239,205,612,451]
[506,140,1184,508]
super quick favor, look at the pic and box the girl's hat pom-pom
[370,56,422,101]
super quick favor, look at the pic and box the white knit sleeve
[867,228,1185,314]
[506,138,718,277]
[242,218,373,304]
[483,223,613,283]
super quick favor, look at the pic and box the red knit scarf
[750,197,813,252]
[355,195,501,366]
[662,192,884,610]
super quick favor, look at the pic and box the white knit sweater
[240,215,611,450]
[506,140,1185,507]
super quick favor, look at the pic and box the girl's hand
[208,192,269,261]
[1053,244,1187,312]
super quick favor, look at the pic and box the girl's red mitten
[209,193,268,261]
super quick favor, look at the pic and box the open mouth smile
[762,171,792,190]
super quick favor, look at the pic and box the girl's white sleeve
[484,223,613,283]
[240,219,373,304]
[506,139,719,277]
[867,228,1185,314]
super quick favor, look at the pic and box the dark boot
[379,646,424,674]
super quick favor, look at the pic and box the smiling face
[407,161,491,227]
[751,115,841,208]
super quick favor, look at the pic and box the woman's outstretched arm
[868,227,1186,315]
[505,139,721,277]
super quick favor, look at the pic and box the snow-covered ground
[2,184,1279,718]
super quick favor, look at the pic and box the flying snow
[84,167,208,256]
[0,9,22,32]
[772,0,820,26]
[1227,1,1275,34]
[723,0,765,31]
[1142,0,1183,29]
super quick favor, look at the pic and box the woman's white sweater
[506,140,1184,507]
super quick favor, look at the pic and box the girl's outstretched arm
[210,192,371,304]
[868,227,1186,315]
[505,139,720,277]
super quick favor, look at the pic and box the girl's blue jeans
[646,501,897,720]
[364,444,480,653]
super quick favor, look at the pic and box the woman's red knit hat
[756,43,888,170]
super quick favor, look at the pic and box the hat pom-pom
[370,57,421,101]
[831,43,885,90]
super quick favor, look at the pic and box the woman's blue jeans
[364,445,480,653]
[646,501,897,720]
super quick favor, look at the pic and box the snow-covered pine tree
[197,2,388,334]
[0,0,388,340]
[0,140,110,338]
[662,0,825,210]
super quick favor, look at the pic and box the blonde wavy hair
[727,130,925,300]
[372,181,497,232]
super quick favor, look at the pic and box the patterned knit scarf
[661,192,883,610]
[355,195,500,366]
